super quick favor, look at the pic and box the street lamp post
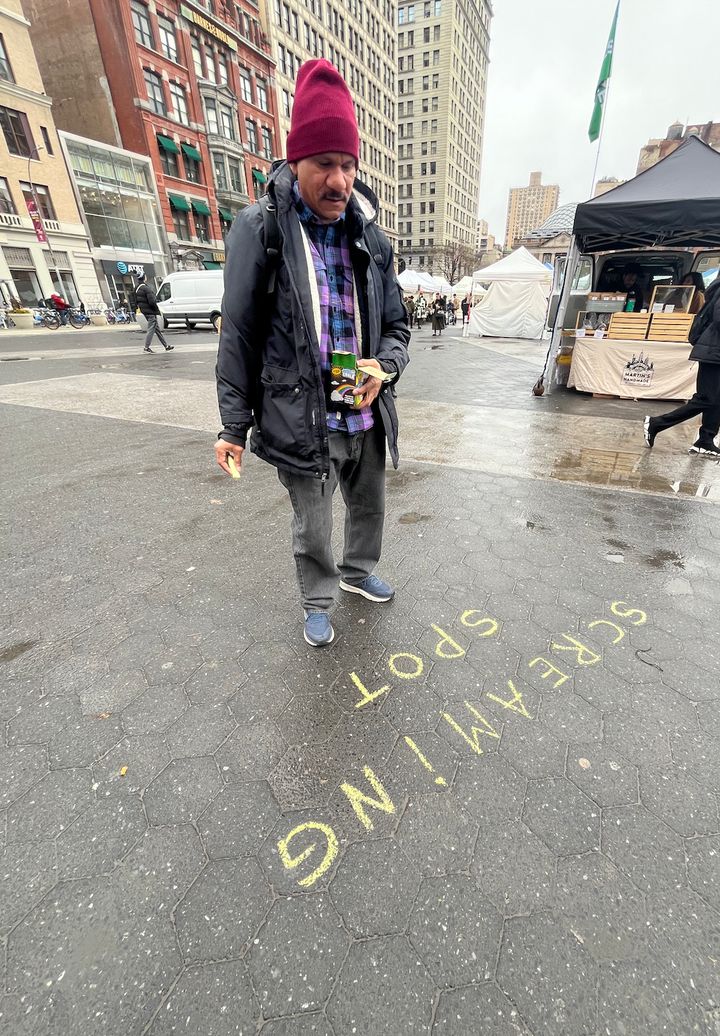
[26,145,64,300]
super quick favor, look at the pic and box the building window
[172,208,189,239]
[205,98,219,134]
[0,105,33,158]
[158,140,179,176]
[194,212,210,243]
[228,158,246,193]
[40,126,54,155]
[256,78,269,111]
[169,82,189,123]
[245,119,258,153]
[261,126,273,160]
[239,68,253,104]
[212,152,227,191]
[182,146,202,183]
[158,17,178,61]
[0,176,16,214]
[131,2,154,48]
[0,35,14,83]
[220,105,236,141]
[282,90,291,119]
[191,39,203,78]
[218,53,229,85]
[144,70,166,115]
[20,182,56,221]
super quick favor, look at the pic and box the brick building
[637,120,720,173]
[24,0,280,272]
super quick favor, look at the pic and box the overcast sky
[480,0,720,242]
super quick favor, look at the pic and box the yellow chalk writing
[528,657,570,688]
[351,671,390,709]
[341,766,396,831]
[432,625,467,660]
[486,679,532,719]
[277,822,339,888]
[460,612,499,637]
[442,702,500,756]
[404,736,448,786]
[587,619,625,645]
[388,652,424,680]
[611,601,647,626]
[550,634,601,666]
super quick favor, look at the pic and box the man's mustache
[324,193,347,201]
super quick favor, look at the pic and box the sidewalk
[0,326,718,1034]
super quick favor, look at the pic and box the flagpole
[589,73,611,195]
[588,0,620,195]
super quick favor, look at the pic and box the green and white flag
[589,1,620,142]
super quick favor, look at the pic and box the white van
[156,270,224,331]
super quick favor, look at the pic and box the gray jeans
[277,426,386,611]
[145,314,167,349]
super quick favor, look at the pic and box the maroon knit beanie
[286,60,359,163]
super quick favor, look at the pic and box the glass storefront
[67,140,165,256]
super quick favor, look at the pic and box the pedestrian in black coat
[644,277,720,456]
[135,275,173,353]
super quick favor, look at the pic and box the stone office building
[0,0,102,307]
[25,0,280,270]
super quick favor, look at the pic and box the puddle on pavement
[387,470,429,491]
[644,548,685,570]
[398,512,432,524]
[551,449,718,500]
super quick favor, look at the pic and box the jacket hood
[267,159,378,228]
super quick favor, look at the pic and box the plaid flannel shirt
[294,184,373,434]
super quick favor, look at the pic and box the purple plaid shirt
[294,184,373,434]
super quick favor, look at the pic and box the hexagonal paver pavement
[330,838,421,937]
[77,668,147,715]
[602,804,685,892]
[260,1015,334,1035]
[165,703,236,758]
[0,841,57,936]
[598,959,706,1036]
[498,912,599,1036]
[639,765,719,837]
[48,714,124,768]
[454,756,526,826]
[433,982,529,1034]
[93,734,170,794]
[216,721,286,782]
[148,959,259,1035]
[199,780,280,860]
[115,824,205,918]
[7,693,80,746]
[120,685,188,736]
[498,720,566,780]
[0,744,48,810]
[175,858,269,962]
[249,894,349,1017]
[144,757,222,826]
[6,768,93,844]
[644,885,720,1006]
[56,792,146,880]
[327,935,436,1035]
[397,793,478,876]
[554,852,646,962]
[408,874,502,987]
[523,777,600,856]
[566,744,638,807]
[687,833,720,913]
[471,819,556,916]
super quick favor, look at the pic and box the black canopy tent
[573,136,720,252]
[540,136,720,392]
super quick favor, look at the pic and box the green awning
[203,261,223,269]
[191,199,211,216]
[168,193,190,211]
[181,142,202,162]
[157,134,179,154]
[252,168,267,183]
[218,207,233,222]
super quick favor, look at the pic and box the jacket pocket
[258,364,315,459]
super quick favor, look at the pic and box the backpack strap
[259,194,282,295]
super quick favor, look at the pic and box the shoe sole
[688,447,720,457]
[304,626,335,647]
[339,580,394,603]
[643,416,653,448]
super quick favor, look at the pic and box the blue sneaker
[339,574,395,603]
[304,611,335,647]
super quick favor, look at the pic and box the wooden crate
[648,312,694,342]
[607,312,652,340]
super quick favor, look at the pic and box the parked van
[156,270,224,331]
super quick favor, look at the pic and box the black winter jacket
[135,282,160,316]
[216,162,410,479]
[689,279,720,364]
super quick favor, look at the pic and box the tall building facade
[0,0,102,306]
[504,171,559,250]
[637,120,720,173]
[24,0,280,272]
[395,0,492,273]
[267,0,398,236]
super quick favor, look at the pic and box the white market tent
[451,275,485,296]
[468,247,551,339]
[398,269,437,293]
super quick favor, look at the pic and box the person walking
[406,295,415,327]
[215,59,410,647]
[430,295,444,338]
[135,275,173,353]
[461,293,472,337]
[644,276,720,456]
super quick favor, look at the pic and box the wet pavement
[1,325,719,1035]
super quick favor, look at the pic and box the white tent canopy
[397,270,437,293]
[468,247,551,339]
[472,246,551,284]
[451,275,485,295]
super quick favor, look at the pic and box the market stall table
[568,335,695,400]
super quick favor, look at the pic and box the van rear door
[693,251,720,288]
[547,254,594,330]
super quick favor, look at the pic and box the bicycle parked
[106,306,134,324]
[39,306,88,330]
